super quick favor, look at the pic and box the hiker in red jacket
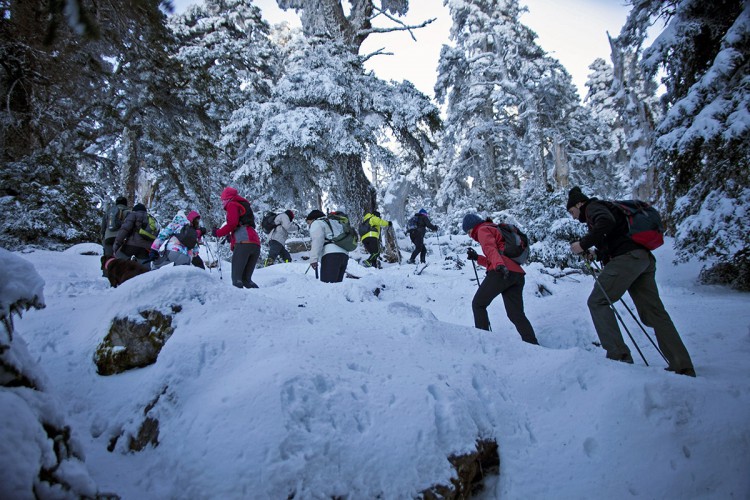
[212,187,261,289]
[463,213,538,345]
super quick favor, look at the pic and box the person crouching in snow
[212,187,261,289]
[463,213,538,345]
[148,210,203,269]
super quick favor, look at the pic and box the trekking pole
[591,261,668,364]
[213,235,223,280]
[582,259,648,365]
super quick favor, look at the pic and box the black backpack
[261,212,279,234]
[608,200,664,250]
[495,223,530,265]
[358,219,374,237]
[238,200,255,228]
[176,224,198,250]
[106,204,128,232]
[406,215,419,234]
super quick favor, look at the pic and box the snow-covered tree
[620,0,749,288]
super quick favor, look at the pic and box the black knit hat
[116,196,127,206]
[566,186,590,210]
[133,203,147,212]
[306,209,325,221]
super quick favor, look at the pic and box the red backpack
[609,200,664,250]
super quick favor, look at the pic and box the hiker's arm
[580,202,615,251]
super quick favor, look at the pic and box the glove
[199,226,207,236]
[113,244,121,256]
[388,221,393,226]
[495,265,510,278]
[466,248,478,261]
[434,226,439,231]
[310,262,318,270]
[147,249,160,262]
[211,227,218,237]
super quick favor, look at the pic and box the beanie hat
[418,208,428,215]
[462,213,483,233]
[566,186,590,210]
[306,209,325,221]
[187,210,200,223]
[220,186,238,201]
[116,196,127,206]
[133,203,147,212]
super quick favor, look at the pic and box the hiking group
[100,185,695,377]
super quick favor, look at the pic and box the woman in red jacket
[463,213,538,345]
[212,186,261,288]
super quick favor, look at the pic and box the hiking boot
[607,352,634,364]
[665,366,696,377]
[406,259,415,264]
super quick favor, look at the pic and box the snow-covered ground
[5,234,750,499]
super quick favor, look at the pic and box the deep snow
[2,233,750,499]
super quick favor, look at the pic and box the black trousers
[267,239,291,264]
[232,243,260,288]
[409,231,426,263]
[472,269,538,344]
[363,237,380,267]
[320,252,348,283]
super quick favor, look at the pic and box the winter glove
[466,248,478,261]
[112,244,121,256]
[434,225,439,231]
[388,221,393,226]
[310,262,318,270]
[495,264,510,279]
[147,249,160,262]
[198,226,207,237]
[211,227,218,237]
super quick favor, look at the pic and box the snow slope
[6,235,750,499]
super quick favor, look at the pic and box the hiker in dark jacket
[406,209,438,264]
[212,187,260,288]
[463,213,539,344]
[360,210,391,268]
[264,210,297,266]
[101,196,129,259]
[567,186,695,376]
[113,203,153,264]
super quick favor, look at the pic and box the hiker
[101,196,129,259]
[211,187,260,288]
[463,213,539,345]
[149,210,203,269]
[113,203,155,264]
[306,209,348,283]
[264,210,297,266]
[566,186,695,376]
[406,208,438,265]
[360,210,391,268]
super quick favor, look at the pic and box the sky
[171,0,632,99]
[2,232,750,498]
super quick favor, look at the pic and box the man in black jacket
[406,209,438,265]
[567,186,695,377]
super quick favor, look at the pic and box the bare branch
[358,9,436,42]
[360,47,394,63]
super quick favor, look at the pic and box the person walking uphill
[101,196,129,259]
[212,187,261,289]
[113,203,153,264]
[463,214,539,345]
[566,186,695,376]
[264,210,297,266]
[360,210,391,268]
[306,210,349,283]
[406,209,438,265]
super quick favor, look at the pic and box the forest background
[1,0,748,287]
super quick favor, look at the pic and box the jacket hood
[221,187,238,201]
[187,210,200,223]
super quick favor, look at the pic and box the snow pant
[232,242,260,288]
[115,243,150,264]
[153,250,192,269]
[409,230,427,263]
[363,236,381,268]
[265,239,291,266]
[320,252,348,283]
[472,269,538,345]
[102,237,115,258]
[587,249,694,371]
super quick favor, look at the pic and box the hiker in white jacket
[306,210,348,283]
[265,210,298,266]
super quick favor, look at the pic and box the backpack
[406,215,419,233]
[237,200,255,228]
[138,213,160,241]
[495,223,530,265]
[176,224,198,250]
[261,211,279,234]
[324,212,358,252]
[358,219,374,237]
[106,205,128,232]
[609,200,664,250]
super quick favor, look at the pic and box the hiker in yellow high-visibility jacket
[360,211,391,269]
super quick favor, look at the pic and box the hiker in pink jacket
[212,187,260,288]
